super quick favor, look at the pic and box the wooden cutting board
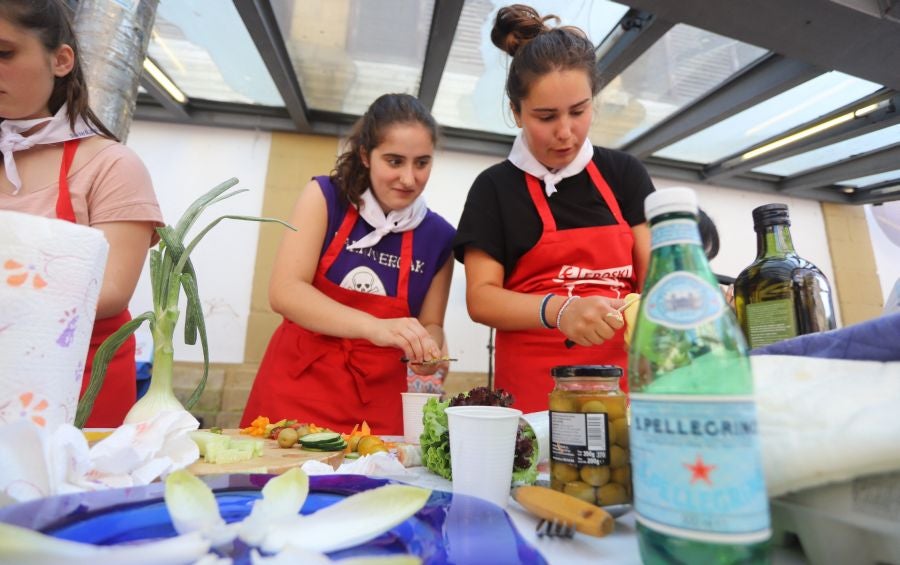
[188,430,345,476]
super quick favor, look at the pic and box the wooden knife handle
[513,485,615,538]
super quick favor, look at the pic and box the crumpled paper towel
[753,355,900,496]
[0,210,108,431]
[301,451,410,477]
[0,410,199,507]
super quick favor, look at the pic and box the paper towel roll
[0,210,109,431]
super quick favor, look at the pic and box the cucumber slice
[302,443,347,452]
[299,432,342,445]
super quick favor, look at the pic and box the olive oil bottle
[733,203,836,349]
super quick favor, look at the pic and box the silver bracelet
[556,295,580,330]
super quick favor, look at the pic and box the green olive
[550,477,566,492]
[551,462,579,483]
[611,465,630,486]
[610,445,627,469]
[605,399,627,420]
[612,418,629,448]
[276,427,299,448]
[580,400,608,413]
[563,481,596,504]
[607,421,617,446]
[579,465,611,486]
[549,393,579,412]
[597,482,628,506]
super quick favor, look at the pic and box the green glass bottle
[628,188,770,564]
[734,203,836,349]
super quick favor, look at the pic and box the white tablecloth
[387,466,808,565]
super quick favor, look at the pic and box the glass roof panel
[271,0,434,116]
[837,168,900,187]
[149,0,283,106]
[432,0,628,135]
[654,72,881,163]
[753,123,900,177]
[593,25,767,148]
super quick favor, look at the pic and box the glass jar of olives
[549,365,630,508]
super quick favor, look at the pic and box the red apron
[495,161,636,413]
[57,139,137,427]
[241,205,413,435]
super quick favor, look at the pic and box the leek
[74,178,294,427]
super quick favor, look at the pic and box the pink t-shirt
[0,140,163,238]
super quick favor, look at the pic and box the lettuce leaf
[419,393,538,485]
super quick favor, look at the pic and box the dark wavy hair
[0,0,116,139]
[491,4,601,113]
[331,93,438,208]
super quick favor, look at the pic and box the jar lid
[551,365,623,378]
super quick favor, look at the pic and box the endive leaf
[238,468,309,546]
[74,311,155,428]
[261,485,431,554]
[164,470,233,547]
[0,522,211,565]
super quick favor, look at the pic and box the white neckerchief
[508,133,594,197]
[346,188,428,250]
[0,104,96,194]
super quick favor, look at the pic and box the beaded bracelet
[539,293,555,329]
[556,295,580,330]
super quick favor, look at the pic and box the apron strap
[525,173,556,233]
[585,160,627,226]
[55,139,80,222]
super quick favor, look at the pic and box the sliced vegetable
[260,485,431,554]
[0,522,211,565]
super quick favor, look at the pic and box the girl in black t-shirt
[453,4,656,412]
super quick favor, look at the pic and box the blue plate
[0,474,546,564]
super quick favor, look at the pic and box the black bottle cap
[551,365,623,378]
[752,203,791,229]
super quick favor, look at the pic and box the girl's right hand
[557,295,626,347]
[367,317,441,362]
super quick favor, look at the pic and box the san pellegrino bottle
[733,203,836,349]
[628,188,770,564]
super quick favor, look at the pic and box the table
[380,465,809,564]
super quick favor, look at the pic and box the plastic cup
[446,405,522,508]
[401,392,440,444]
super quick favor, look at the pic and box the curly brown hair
[0,0,116,139]
[491,4,601,113]
[331,93,438,208]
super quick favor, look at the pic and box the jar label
[746,298,797,348]
[549,411,609,466]
[629,394,771,543]
[644,272,724,329]
[650,219,702,250]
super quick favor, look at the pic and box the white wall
[126,122,272,363]
[125,121,843,370]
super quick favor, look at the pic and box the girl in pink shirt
[0,0,163,426]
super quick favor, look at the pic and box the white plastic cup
[446,405,522,508]
[401,392,440,444]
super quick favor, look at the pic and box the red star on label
[684,454,716,485]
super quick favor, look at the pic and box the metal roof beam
[703,90,900,180]
[233,0,311,132]
[850,180,900,204]
[418,0,465,110]
[623,54,822,159]
[595,9,673,83]
[780,142,900,192]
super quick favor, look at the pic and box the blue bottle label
[644,272,725,329]
[630,394,771,543]
[651,219,701,249]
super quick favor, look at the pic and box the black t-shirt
[453,146,656,277]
